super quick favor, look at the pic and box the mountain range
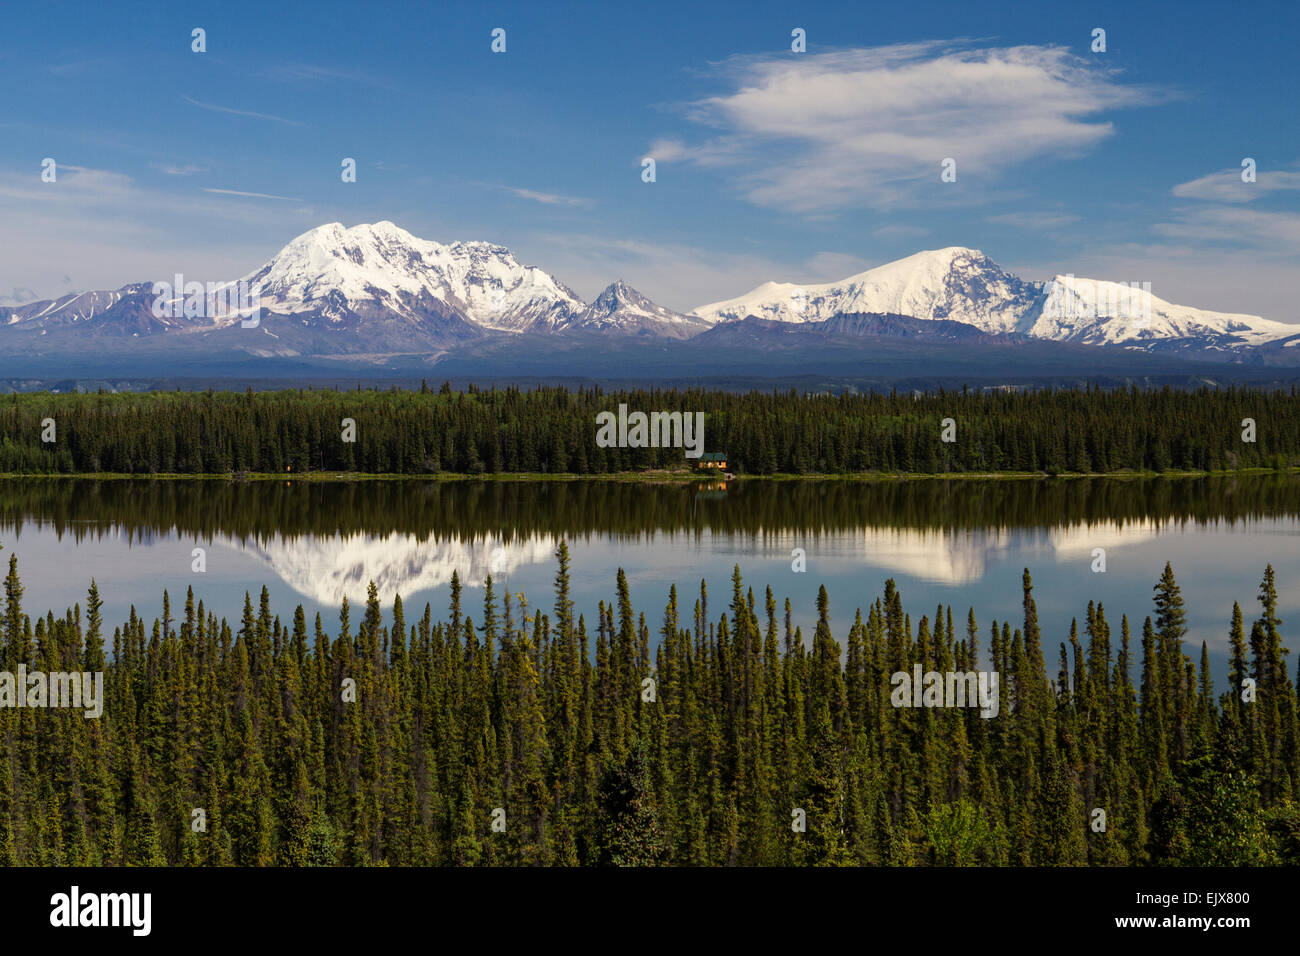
[3,222,1299,384]
[692,246,1300,353]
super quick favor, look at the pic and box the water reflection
[241,532,557,604]
[0,476,1295,686]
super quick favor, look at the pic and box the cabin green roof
[699,452,727,462]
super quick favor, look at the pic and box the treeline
[1,384,1297,475]
[0,545,1296,866]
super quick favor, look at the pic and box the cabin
[695,452,728,471]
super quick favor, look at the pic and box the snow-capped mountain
[1030,274,1297,349]
[0,281,204,339]
[2,232,1297,368]
[567,280,709,338]
[2,284,156,328]
[691,246,1298,351]
[238,221,587,335]
[692,248,1045,333]
[0,222,697,349]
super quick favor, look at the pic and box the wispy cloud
[264,63,402,92]
[871,224,931,240]
[0,164,135,202]
[0,286,39,307]
[182,95,304,126]
[650,41,1161,213]
[988,211,1080,230]
[0,164,313,221]
[1153,206,1300,252]
[48,56,117,77]
[202,187,303,201]
[1157,162,1300,257]
[502,186,594,207]
[1172,165,1300,203]
[150,162,208,177]
[0,164,317,299]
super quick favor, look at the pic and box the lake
[1,475,1296,685]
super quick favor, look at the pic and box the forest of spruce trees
[2,384,1298,475]
[0,542,1295,866]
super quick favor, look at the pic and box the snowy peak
[691,246,1045,334]
[1,284,153,328]
[235,221,710,339]
[3,228,1295,359]
[584,280,654,320]
[691,247,1295,350]
[0,223,700,347]
[568,280,708,338]
[241,221,586,333]
[1029,274,1295,348]
[591,279,643,309]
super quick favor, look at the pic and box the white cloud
[0,165,317,299]
[988,211,1080,230]
[182,95,304,126]
[871,224,931,240]
[502,186,593,207]
[0,164,135,203]
[1149,164,1300,296]
[48,56,116,77]
[652,42,1159,213]
[0,287,39,307]
[1172,166,1300,203]
[645,137,744,168]
[1153,206,1300,253]
[150,162,208,176]
[202,187,304,201]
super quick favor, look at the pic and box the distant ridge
[2,227,1298,369]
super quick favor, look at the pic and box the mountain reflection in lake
[1,476,1296,685]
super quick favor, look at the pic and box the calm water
[1,476,1296,684]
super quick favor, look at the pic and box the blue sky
[3,0,1298,318]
